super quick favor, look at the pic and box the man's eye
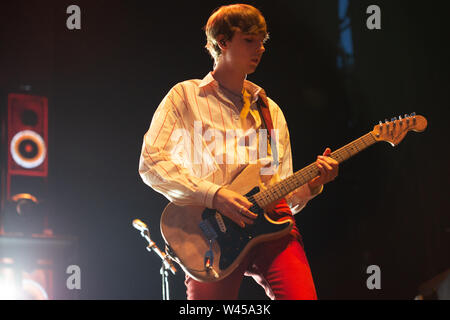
[245,38,253,42]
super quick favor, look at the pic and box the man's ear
[217,35,227,49]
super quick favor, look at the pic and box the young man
[139,4,338,299]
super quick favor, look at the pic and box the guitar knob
[410,112,416,117]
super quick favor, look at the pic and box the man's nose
[258,42,265,53]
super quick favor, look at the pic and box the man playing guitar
[139,4,339,299]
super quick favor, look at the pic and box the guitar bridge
[199,219,218,241]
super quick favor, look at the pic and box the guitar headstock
[371,113,427,146]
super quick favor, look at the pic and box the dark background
[0,0,449,299]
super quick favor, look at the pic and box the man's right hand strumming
[212,188,258,228]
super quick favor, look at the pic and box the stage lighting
[12,193,39,216]
[0,282,20,300]
[0,270,49,300]
[2,193,45,235]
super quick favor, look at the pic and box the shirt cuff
[195,180,222,209]
[296,183,323,200]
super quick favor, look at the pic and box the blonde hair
[204,4,269,62]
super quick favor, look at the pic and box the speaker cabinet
[7,93,48,178]
[1,93,49,234]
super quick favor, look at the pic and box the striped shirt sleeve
[138,84,221,208]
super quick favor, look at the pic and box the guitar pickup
[215,212,227,233]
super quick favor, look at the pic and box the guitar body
[160,163,293,282]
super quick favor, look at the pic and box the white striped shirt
[138,72,321,214]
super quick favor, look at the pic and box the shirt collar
[199,72,265,102]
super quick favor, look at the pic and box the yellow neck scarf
[240,88,271,156]
[240,88,261,128]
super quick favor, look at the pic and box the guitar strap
[255,94,279,166]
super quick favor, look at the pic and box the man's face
[221,30,266,74]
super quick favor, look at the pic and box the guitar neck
[253,132,378,208]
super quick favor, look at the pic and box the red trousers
[185,199,317,300]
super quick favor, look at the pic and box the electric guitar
[160,113,427,282]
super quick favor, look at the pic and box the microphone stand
[133,219,177,300]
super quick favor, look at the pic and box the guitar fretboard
[253,132,377,208]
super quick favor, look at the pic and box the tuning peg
[403,114,410,124]
[391,117,397,127]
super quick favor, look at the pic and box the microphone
[132,219,148,233]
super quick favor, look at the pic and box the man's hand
[308,147,339,193]
[212,188,258,228]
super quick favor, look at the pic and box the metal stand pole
[160,266,169,300]
[133,219,177,300]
